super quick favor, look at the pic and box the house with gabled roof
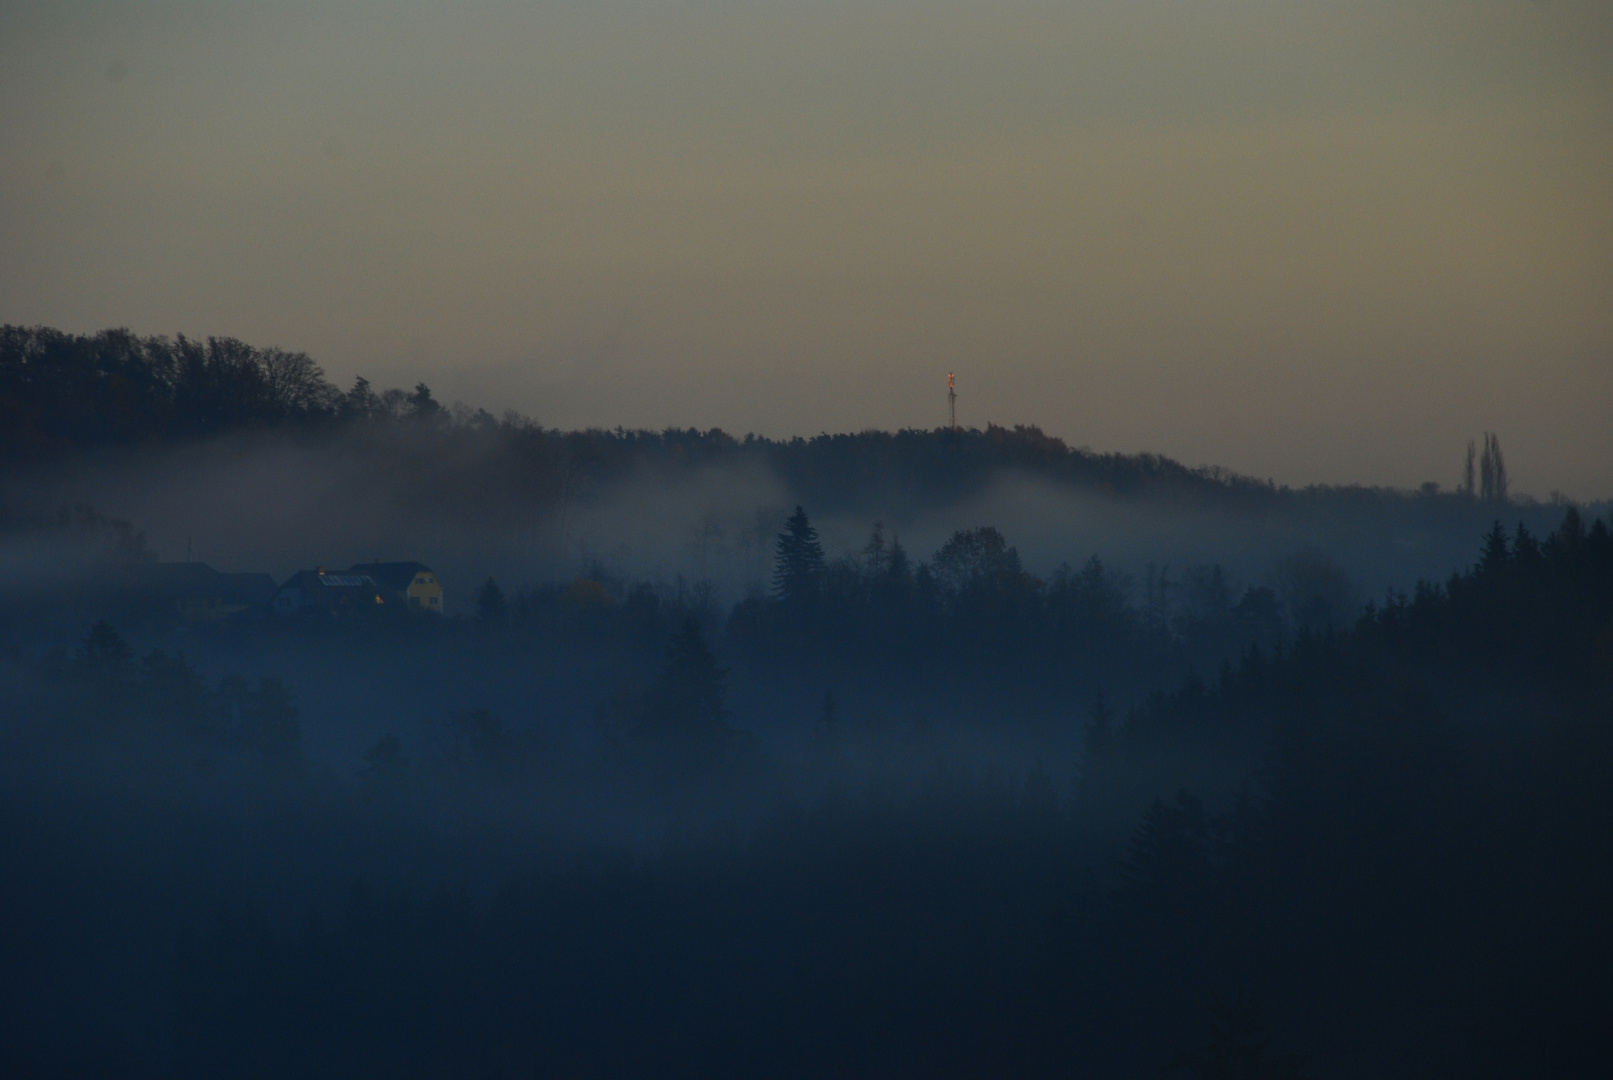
[115,562,278,624]
[272,567,386,617]
[346,561,443,613]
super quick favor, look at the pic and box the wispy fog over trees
[3,324,1611,1077]
[0,325,1322,504]
[4,327,1585,583]
[2,504,1609,1076]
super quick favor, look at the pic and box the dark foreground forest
[2,327,1611,1077]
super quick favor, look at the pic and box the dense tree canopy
[5,324,1612,1077]
[0,325,1301,507]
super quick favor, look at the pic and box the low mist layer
[3,325,1611,1076]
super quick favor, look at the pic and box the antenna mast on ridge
[947,372,957,431]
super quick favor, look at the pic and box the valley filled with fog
[3,328,1610,1077]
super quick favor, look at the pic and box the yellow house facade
[347,561,444,613]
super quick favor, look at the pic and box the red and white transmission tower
[947,372,957,431]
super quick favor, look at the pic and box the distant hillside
[0,325,1259,497]
[5,326,1604,600]
[0,324,1522,500]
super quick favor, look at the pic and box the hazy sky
[3,1,1610,496]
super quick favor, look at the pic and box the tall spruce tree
[476,578,507,628]
[643,617,730,737]
[772,505,825,603]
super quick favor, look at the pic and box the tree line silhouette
[4,322,1609,1075]
[452,506,1298,716]
[0,323,1380,509]
[2,504,1608,1076]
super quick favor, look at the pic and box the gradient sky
[3,1,1610,497]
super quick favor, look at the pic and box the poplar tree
[1479,432,1508,503]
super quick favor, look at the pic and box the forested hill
[0,324,1425,511]
[4,475,1605,1077]
[0,324,1259,497]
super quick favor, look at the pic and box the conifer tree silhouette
[476,578,507,628]
[643,617,730,739]
[772,506,825,603]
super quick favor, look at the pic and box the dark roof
[279,569,379,592]
[216,572,278,605]
[120,563,277,605]
[138,563,217,592]
[346,561,435,593]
